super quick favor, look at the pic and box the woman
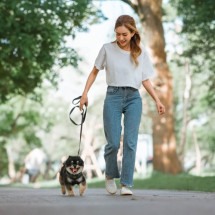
[80,15,165,195]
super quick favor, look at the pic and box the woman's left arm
[142,79,165,115]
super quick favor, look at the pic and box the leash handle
[69,96,87,125]
[69,96,87,155]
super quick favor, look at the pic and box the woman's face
[115,25,134,50]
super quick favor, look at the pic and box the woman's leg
[103,87,123,179]
[120,91,142,187]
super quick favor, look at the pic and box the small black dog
[59,156,86,196]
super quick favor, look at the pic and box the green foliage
[162,0,215,171]
[0,96,52,146]
[196,113,215,154]
[0,87,86,177]
[176,0,214,54]
[0,143,8,177]
[0,0,104,103]
[0,0,105,177]
[171,0,215,107]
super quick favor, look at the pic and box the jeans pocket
[107,86,119,95]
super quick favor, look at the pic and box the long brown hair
[115,15,142,66]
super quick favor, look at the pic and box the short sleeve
[94,45,106,70]
[141,48,155,81]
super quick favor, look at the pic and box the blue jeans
[103,86,142,187]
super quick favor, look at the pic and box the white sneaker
[120,186,133,195]
[105,178,117,195]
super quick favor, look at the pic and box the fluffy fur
[59,156,86,196]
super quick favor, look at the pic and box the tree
[171,0,215,171]
[0,0,104,178]
[122,0,182,173]
[0,0,103,103]
[0,92,58,178]
[173,0,215,108]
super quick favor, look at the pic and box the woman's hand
[142,80,165,115]
[156,101,165,115]
[80,94,88,110]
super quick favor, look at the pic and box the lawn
[87,172,215,192]
[1,172,215,192]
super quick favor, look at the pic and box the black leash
[69,96,87,156]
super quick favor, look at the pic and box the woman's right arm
[79,66,99,110]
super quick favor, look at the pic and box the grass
[1,172,215,192]
[87,172,215,192]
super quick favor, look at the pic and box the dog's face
[65,156,84,175]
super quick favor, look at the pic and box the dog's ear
[78,157,84,165]
[65,156,72,165]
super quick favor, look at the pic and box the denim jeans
[103,86,142,187]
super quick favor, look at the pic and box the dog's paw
[79,183,87,196]
[67,190,75,197]
[61,186,66,195]
[68,193,75,197]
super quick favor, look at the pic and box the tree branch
[121,0,139,14]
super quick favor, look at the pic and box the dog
[59,156,86,196]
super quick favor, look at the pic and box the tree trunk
[6,145,16,180]
[192,127,202,175]
[123,0,182,173]
[178,60,192,165]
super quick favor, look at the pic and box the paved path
[0,188,215,215]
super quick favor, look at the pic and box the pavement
[0,188,215,215]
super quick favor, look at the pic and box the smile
[70,166,80,173]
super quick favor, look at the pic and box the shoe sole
[106,188,117,195]
[120,193,133,196]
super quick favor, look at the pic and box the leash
[69,96,87,156]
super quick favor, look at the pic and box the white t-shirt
[94,42,155,89]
